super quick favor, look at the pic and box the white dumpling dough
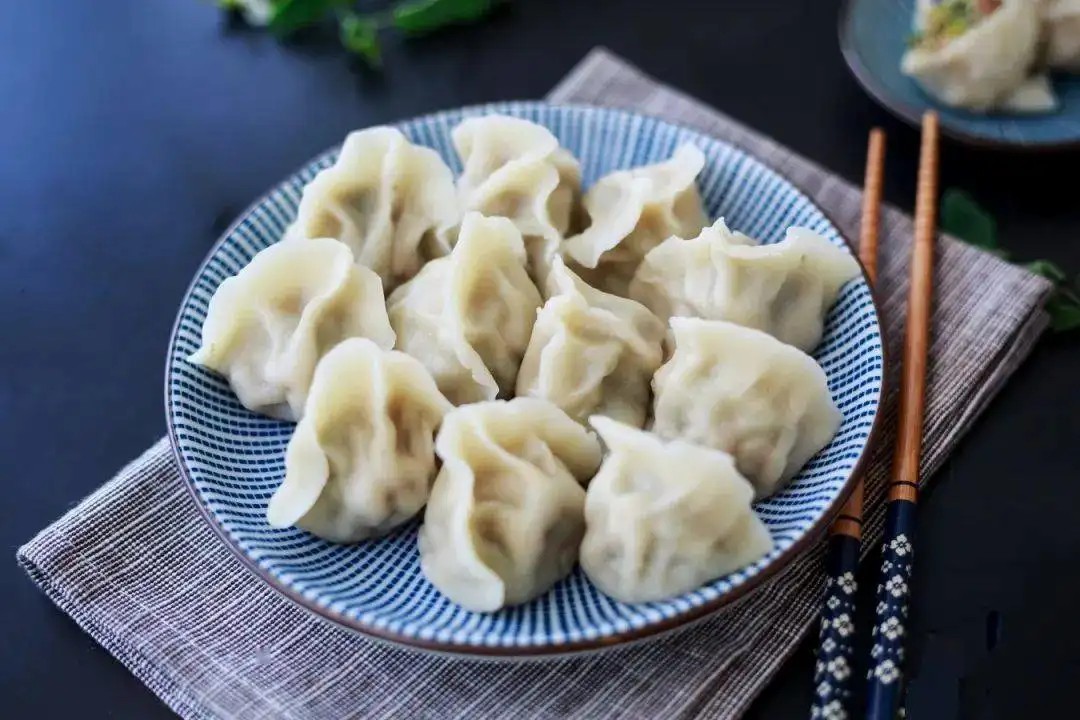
[286,127,459,293]
[515,257,665,427]
[563,144,708,297]
[387,212,542,405]
[266,338,452,542]
[902,0,1049,113]
[581,416,773,604]
[1042,0,1080,71]
[419,398,603,612]
[630,219,860,353]
[188,237,395,421]
[452,115,581,286]
[651,318,842,498]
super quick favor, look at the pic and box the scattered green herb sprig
[941,188,1080,332]
[220,0,504,66]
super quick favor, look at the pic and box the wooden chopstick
[810,128,885,719]
[865,111,940,720]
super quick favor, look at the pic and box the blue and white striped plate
[166,103,886,657]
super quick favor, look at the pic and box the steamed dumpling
[453,115,581,285]
[266,338,452,542]
[1042,0,1080,70]
[188,237,395,420]
[652,318,842,498]
[286,127,458,293]
[516,257,665,427]
[419,399,603,612]
[581,416,773,604]
[562,144,708,297]
[629,220,860,353]
[903,0,1051,113]
[387,212,542,405]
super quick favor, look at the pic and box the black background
[3,1,1079,717]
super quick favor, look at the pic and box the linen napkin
[18,49,1054,720]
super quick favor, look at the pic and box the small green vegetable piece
[1025,260,1068,284]
[340,14,383,67]
[940,188,1003,257]
[393,0,501,36]
[270,0,350,36]
[1046,296,1080,332]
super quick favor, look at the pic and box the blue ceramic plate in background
[841,0,1080,149]
[166,102,886,657]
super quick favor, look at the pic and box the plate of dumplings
[166,103,886,656]
[842,0,1080,148]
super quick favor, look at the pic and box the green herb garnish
[941,188,1080,333]
[216,0,505,65]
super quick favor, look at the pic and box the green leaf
[392,0,502,36]
[940,188,1000,255]
[1046,295,1080,332]
[269,0,349,36]
[340,14,383,67]
[1025,259,1068,284]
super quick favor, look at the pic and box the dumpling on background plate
[387,212,542,405]
[902,0,1054,113]
[515,257,665,428]
[651,317,842,499]
[581,416,773,604]
[266,338,452,543]
[419,398,603,612]
[562,144,708,297]
[452,115,581,286]
[188,237,395,421]
[630,219,860,354]
[286,127,459,293]
[1042,0,1080,71]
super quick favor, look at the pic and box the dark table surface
[3,0,1080,717]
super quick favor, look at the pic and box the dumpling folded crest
[266,338,453,542]
[387,212,542,405]
[419,399,603,612]
[188,237,395,420]
[630,219,860,353]
[651,318,842,499]
[581,416,772,604]
[562,144,708,297]
[452,115,582,286]
[286,127,459,292]
[516,257,665,427]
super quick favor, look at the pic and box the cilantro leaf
[393,0,502,36]
[340,13,383,67]
[269,0,350,36]
[1025,260,1068,284]
[941,188,1003,257]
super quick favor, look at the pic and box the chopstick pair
[811,112,940,720]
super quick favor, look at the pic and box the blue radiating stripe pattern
[166,102,885,650]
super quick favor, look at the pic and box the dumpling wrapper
[902,0,1051,113]
[419,398,602,612]
[563,144,708,297]
[1042,0,1080,71]
[581,416,773,604]
[266,338,452,542]
[630,219,860,353]
[286,126,459,293]
[452,115,581,286]
[651,317,842,498]
[387,212,542,405]
[188,237,395,421]
[515,257,665,427]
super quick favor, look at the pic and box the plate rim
[838,0,1080,152]
[164,101,890,658]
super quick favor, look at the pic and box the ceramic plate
[166,102,886,657]
[841,0,1080,149]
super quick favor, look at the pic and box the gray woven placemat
[18,49,1053,720]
